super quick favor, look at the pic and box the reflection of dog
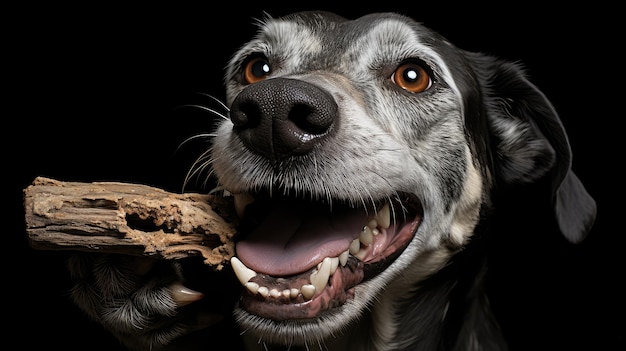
[68,11,596,351]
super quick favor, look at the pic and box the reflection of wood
[23,177,238,270]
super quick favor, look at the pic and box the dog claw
[170,283,204,307]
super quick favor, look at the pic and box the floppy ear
[469,53,596,243]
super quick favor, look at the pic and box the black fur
[66,11,596,351]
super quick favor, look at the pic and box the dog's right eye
[243,56,271,84]
[391,62,432,93]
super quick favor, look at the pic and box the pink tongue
[235,201,369,276]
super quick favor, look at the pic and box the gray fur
[67,11,596,351]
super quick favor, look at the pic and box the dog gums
[23,176,238,270]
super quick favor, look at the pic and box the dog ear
[470,54,596,243]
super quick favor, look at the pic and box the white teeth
[234,193,255,218]
[376,203,391,229]
[257,286,269,297]
[244,282,259,295]
[360,226,374,245]
[231,253,345,302]
[317,256,339,274]
[329,257,339,274]
[353,202,390,257]
[349,238,360,255]
[301,284,316,299]
[231,257,257,285]
[230,201,393,302]
[290,288,299,298]
[269,288,281,298]
[310,257,332,294]
[367,219,378,230]
[354,247,367,260]
[339,250,349,266]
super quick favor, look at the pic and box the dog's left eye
[243,56,271,84]
[391,62,432,93]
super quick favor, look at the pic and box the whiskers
[177,93,230,121]
[175,93,230,193]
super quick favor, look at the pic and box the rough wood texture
[23,177,238,270]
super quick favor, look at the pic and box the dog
[67,11,597,351]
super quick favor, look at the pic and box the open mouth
[229,192,423,321]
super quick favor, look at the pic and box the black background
[6,3,622,350]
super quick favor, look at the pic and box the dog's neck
[369,245,507,351]
[387,234,509,351]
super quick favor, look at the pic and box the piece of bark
[23,176,238,270]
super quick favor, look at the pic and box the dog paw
[67,253,224,350]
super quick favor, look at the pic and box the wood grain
[23,177,238,270]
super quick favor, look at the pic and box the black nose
[229,78,337,161]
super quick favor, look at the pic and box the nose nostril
[288,104,331,136]
[230,78,337,161]
[231,101,262,129]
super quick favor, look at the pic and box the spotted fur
[68,11,596,351]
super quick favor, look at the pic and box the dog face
[205,11,595,349]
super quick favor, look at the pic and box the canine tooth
[376,203,391,229]
[321,256,333,273]
[349,238,360,255]
[234,193,255,218]
[230,257,257,286]
[257,286,269,298]
[310,257,332,294]
[317,257,338,274]
[301,284,316,300]
[329,257,339,274]
[360,226,374,245]
[269,288,281,298]
[245,282,259,295]
[339,250,349,266]
[290,288,299,298]
[170,283,204,306]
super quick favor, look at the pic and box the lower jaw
[236,238,411,322]
[239,261,364,321]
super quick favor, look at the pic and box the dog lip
[231,193,422,320]
[234,210,421,321]
[239,257,365,321]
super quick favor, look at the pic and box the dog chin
[233,299,359,346]
[228,191,422,343]
[232,276,389,346]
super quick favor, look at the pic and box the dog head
[204,11,596,347]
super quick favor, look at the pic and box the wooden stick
[23,177,238,270]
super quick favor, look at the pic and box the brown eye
[391,62,432,93]
[243,56,271,84]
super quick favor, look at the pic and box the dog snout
[230,78,337,161]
